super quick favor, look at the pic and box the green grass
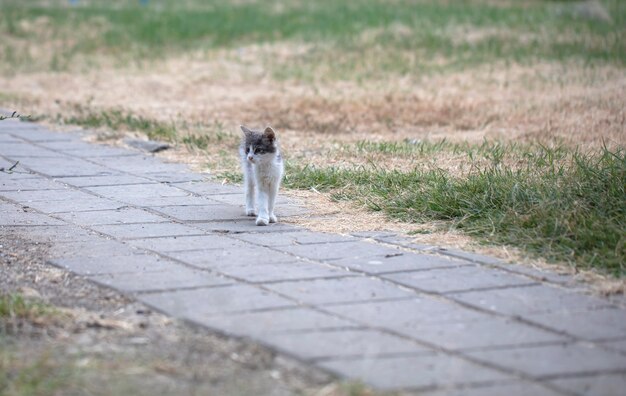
[0,294,52,322]
[1,0,625,77]
[285,142,626,275]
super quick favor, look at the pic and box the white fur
[240,126,284,226]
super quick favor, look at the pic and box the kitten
[239,125,284,226]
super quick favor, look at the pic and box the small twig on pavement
[0,160,19,173]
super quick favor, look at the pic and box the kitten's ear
[263,126,276,142]
[240,125,254,136]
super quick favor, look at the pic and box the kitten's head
[240,125,279,164]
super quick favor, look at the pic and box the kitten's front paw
[255,216,269,226]
[245,208,256,216]
[269,214,277,223]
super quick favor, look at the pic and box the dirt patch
[0,231,385,396]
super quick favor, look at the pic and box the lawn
[1,0,624,275]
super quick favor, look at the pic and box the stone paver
[2,119,625,394]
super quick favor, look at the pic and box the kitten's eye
[245,147,250,154]
[253,148,258,154]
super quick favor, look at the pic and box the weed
[285,143,626,275]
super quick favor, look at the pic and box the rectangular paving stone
[0,142,59,157]
[601,339,626,354]
[233,230,356,247]
[166,246,295,266]
[319,354,511,390]
[171,181,242,195]
[24,197,123,213]
[194,220,298,233]
[420,381,564,396]
[198,307,356,337]
[449,284,614,316]
[405,317,565,351]
[90,223,203,240]
[88,266,232,293]
[138,284,296,317]
[9,127,76,141]
[0,188,96,203]
[382,266,536,294]
[333,253,470,275]
[54,207,167,226]
[0,177,68,191]
[262,277,416,305]
[548,373,626,396]
[47,240,140,259]
[90,156,189,174]
[260,329,431,361]
[17,156,118,177]
[57,146,139,158]
[150,204,243,222]
[203,193,293,206]
[127,234,249,252]
[85,183,191,199]
[58,175,155,187]
[143,171,206,183]
[467,343,626,379]
[48,254,178,275]
[5,225,100,243]
[324,298,489,329]
[525,308,626,341]
[0,209,66,226]
[197,261,351,283]
[276,241,405,262]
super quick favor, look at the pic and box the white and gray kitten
[239,125,284,226]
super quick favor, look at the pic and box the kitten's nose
[247,156,254,162]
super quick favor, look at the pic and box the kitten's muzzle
[247,156,254,162]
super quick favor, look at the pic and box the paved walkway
[1,119,625,395]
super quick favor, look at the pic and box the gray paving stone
[194,219,298,233]
[165,246,295,267]
[466,343,626,379]
[90,223,203,239]
[150,204,244,222]
[449,285,614,316]
[9,127,76,141]
[332,253,470,275]
[58,175,155,187]
[198,261,351,283]
[47,240,140,259]
[548,373,626,396]
[88,266,232,293]
[49,254,177,275]
[172,181,242,195]
[0,176,68,191]
[23,197,123,213]
[85,183,191,199]
[127,234,249,252]
[0,209,66,226]
[276,241,405,261]
[420,381,564,396]
[0,142,60,157]
[17,156,117,177]
[405,317,566,351]
[601,339,626,354]
[0,188,96,203]
[233,230,356,247]
[203,192,294,207]
[138,284,296,317]
[37,140,107,151]
[324,298,489,330]
[263,277,416,305]
[260,329,431,361]
[318,354,512,390]
[5,225,100,243]
[60,146,139,158]
[382,266,536,294]
[525,308,626,340]
[143,171,206,183]
[54,207,167,226]
[198,307,356,337]
[89,155,189,174]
